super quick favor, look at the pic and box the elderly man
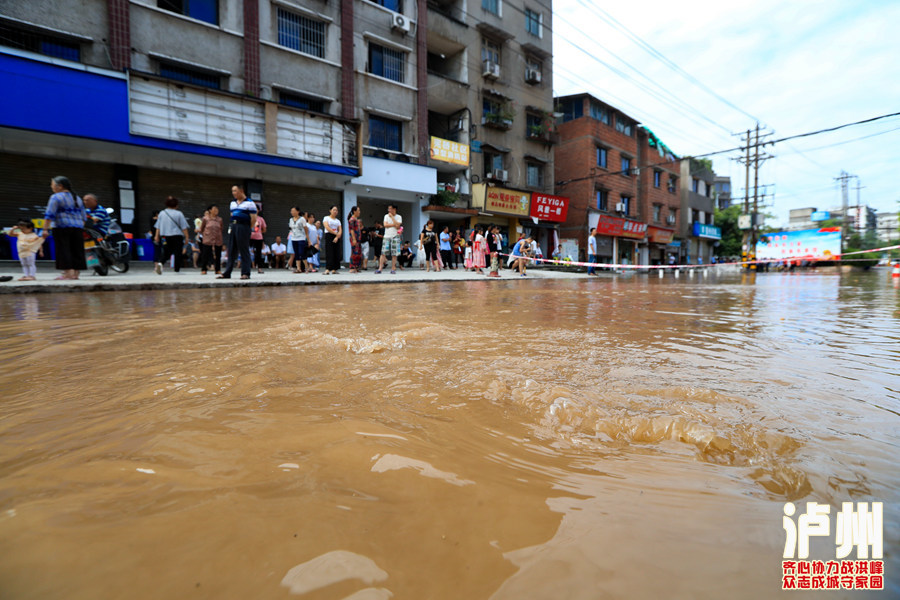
[83,194,111,237]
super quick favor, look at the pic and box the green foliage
[714,204,743,257]
[431,189,460,207]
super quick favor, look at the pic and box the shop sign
[485,187,530,216]
[595,215,648,239]
[529,193,569,222]
[692,222,722,239]
[647,226,674,244]
[430,136,470,166]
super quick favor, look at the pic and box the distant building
[876,212,899,244]
[829,205,877,236]
[713,176,732,210]
[787,207,818,231]
[680,158,719,264]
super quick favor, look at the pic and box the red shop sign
[529,193,570,222]
[595,215,647,239]
[647,226,674,244]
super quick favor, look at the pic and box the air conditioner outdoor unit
[615,202,626,212]
[666,215,676,224]
[491,169,508,181]
[483,60,500,79]
[391,13,410,33]
[525,68,541,84]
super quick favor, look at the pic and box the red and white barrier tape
[499,244,900,271]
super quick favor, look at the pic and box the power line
[556,110,900,186]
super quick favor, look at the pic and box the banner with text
[529,193,569,222]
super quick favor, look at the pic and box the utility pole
[734,123,774,270]
[834,171,854,250]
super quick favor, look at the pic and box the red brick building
[554,93,682,265]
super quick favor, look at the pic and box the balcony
[482,113,513,130]
[427,72,469,113]
[526,125,559,145]
[427,1,468,42]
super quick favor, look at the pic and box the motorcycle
[83,209,130,276]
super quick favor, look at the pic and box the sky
[551,0,900,227]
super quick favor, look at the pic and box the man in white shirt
[587,227,598,275]
[376,204,402,274]
[271,236,287,269]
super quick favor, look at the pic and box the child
[9,220,45,281]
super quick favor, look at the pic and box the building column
[342,190,358,262]
[243,0,260,95]
[416,0,428,165]
[107,0,131,71]
[341,0,355,120]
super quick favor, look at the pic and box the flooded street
[0,271,897,599]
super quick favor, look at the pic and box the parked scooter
[83,209,130,276]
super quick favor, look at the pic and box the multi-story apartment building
[876,212,898,244]
[0,0,555,259]
[554,93,681,265]
[713,176,732,210]
[424,0,557,252]
[0,0,439,260]
[680,158,720,264]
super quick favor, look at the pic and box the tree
[714,204,743,257]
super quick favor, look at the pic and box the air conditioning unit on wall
[525,68,541,84]
[483,60,500,79]
[666,214,676,224]
[615,202,626,212]
[391,13,410,34]
[491,169,508,181]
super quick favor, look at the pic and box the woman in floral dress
[348,205,362,273]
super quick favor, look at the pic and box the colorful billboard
[756,228,842,261]
[484,186,530,216]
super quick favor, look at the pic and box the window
[615,115,633,136]
[668,176,678,194]
[482,97,511,128]
[595,189,608,211]
[596,147,607,168]
[0,24,81,61]
[158,0,218,25]
[589,102,609,124]
[558,98,582,122]
[481,38,500,65]
[691,209,700,223]
[653,204,661,222]
[368,43,405,83]
[692,178,699,193]
[482,0,500,15]
[368,115,401,152]
[525,57,542,83]
[526,112,542,138]
[620,156,632,175]
[484,151,504,177]
[159,63,220,89]
[525,9,542,37]
[526,163,543,188]
[369,0,402,12]
[620,196,631,216]
[279,92,325,113]
[653,171,661,187]
[277,9,325,58]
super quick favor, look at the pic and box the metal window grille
[369,116,401,152]
[481,39,500,64]
[279,93,325,113]
[527,164,543,187]
[278,9,325,58]
[159,63,220,89]
[0,25,81,62]
[369,44,405,83]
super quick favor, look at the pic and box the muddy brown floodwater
[0,271,897,599]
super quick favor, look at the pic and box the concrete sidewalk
[0,260,586,294]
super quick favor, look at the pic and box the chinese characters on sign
[595,215,648,239]
[485,187,530,217]
[781,502,884,590]
[529,193,570,222]
[429,136,470,167]
[647,226,674,244]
